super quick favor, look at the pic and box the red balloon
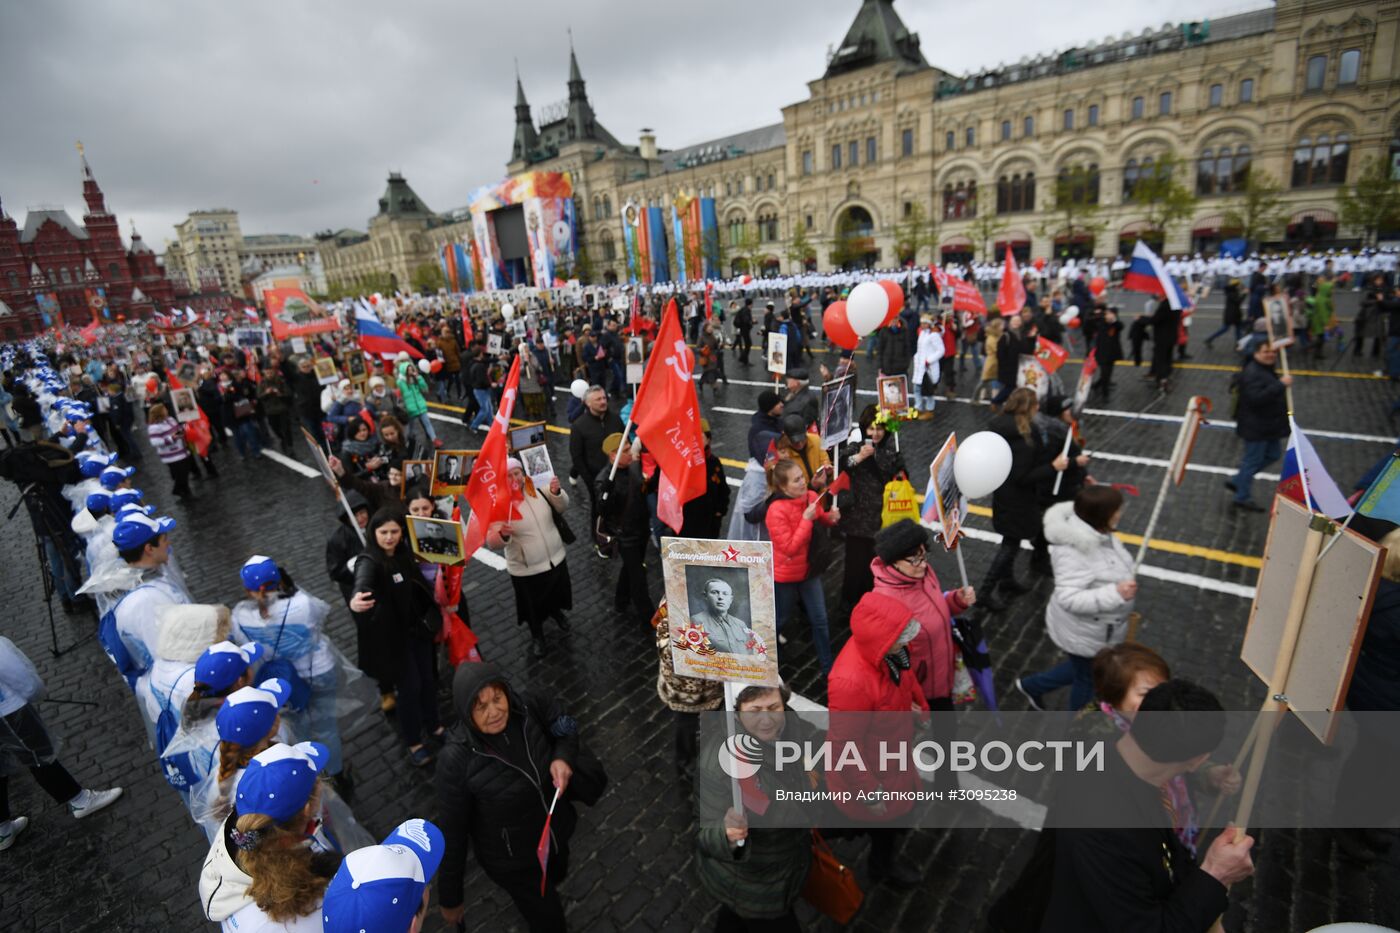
[429,359,444,374]
[878,280,905,327]
[1033,257,1047,271]
[1089,276,1107,296]
[1067,317,1082,329]
[741,274,753,285]
[823,300,860,351]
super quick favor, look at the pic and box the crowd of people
[0,250,1396,932]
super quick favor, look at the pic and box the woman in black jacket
[348,508,442,765]
[839,405,906,610]
[981,388,1069,610]
[436,662,579,933]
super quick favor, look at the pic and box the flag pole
[1132,400,1194,573]
[722,681,747,849]
[1278,346,1295,413]
[1050,428,1074,496]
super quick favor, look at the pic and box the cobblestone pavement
[3,286,1399,931]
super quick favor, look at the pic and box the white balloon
[417,359,432,374]
[1059,305,1080,325]
[570,378,589,400]
[501,302,516,320]
[954,431,1014,498]
[845,282,889,337]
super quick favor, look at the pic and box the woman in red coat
[826,590,927,887]
[869,520,975,711]
[753,458,839,673]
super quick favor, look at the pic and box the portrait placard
[876,375,908,415]
[233,327,270,349]
[626,336,645,384]
[312,356,340,386]
[661,537,778,686]
[431,449,476,496]
[1263,296,1295,351]
[928,433,965,548]
[300,426,338,491]
[487,333,504,355]
[407,516,465,565]
[820,374,856,449]
[343,351,368,382]
[170,387,201,424]
[766,332,787,376]
[518,442,555,488]
[508,421,546,452]
[402,459,433,495]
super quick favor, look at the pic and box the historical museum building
[0,148,177,338]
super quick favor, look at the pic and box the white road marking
[260,448,320,477]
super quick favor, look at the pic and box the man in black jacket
[569,386,623,552]
[596,434,654,628]
[282,355,326,441]
[436,662,579,932]
[1147,297,1181,388]
[877,315,913,378]
[1042,680,1254,932]
[732,300,754,364]
[1227,343,1291,512]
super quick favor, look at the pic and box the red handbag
[801,830,863,923]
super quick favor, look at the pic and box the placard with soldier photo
[170,387,201,424]
[233,327,269,349]
[406,515,466,565]
[508,421,546,452]
[660,537,778,686]
[626,336,645,384]
[517,442,555,488]
[487,333,504,355]
[431,449,475,496]
[928,433,965,549]
[877,375,908,415]
[402,459,432,495]
[766,332,787,376]
[312,356,340,385]
[343,350,368,382]
[820,374,856,449]
[1264,296,1295,350]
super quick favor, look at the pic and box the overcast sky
[0,0,1257,250]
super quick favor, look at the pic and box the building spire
[512,67,539,164]
[568,29,583,87]
[77,140,93,179]
[78,141,108,216]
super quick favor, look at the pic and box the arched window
[1312,134,1331,183]
[1305,55,1326,91]
[1001,120,1011,141]
[1331,134,1350,184]
[107,262,120,280]
[1123,159,1139,201]
[945,130,955,151]
[1216,147,1234,193]
[1197,149,1216,196]
[727,216,745,247]
[1339,49,1360,86]
[602,194,611,216]
[997,175,1009,213]
[1023,115,1034,137]
[1233,145,1252,189]
[600,230,616,262]
[943,184,955,220]
[59,267,72,285]
[1292,137,1312,187]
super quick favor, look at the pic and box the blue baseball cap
[194,640,264,693]
[116,503,155,520]
[99,465,136,490]
[78,451,118,478]
[240,555,281,592]
[64,408,91,423]
[235,741,330,823]
[321,819,445,933]
[111,512,175,550]
[111,488,144,509]
[215,678,291,745]
[85,492,112,514]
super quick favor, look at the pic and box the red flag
[997,247,1026,314]
[631,300,707,532]
[930,265,987,315]
[1034,336,1069,374]
[628,293,642,336]
[462,355,522,560]
[436,504,482,665]
[460,296,474,346]
[704,281,714,321]
[79,318,101,346]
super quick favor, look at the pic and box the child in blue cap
[321,819,445,933]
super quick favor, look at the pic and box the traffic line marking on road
[423,402,1266,579]
[260,448,321,478]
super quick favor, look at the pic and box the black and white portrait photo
[402,459,432,494]
[407,515,465,564]
[518,443,554,487]
[684,565,756,656]
[431,449,474,494]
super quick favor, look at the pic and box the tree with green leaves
[785,220,816,272]
[411,262,444,294]
[892,201,940,266]
[1131,152,1197,238]
[702,225,727,279]
[1036,166,1107,258]
[1222,169,1286,252]
[735,223,766,278]
[1339,157,1400,247]
[965,188,1009,261]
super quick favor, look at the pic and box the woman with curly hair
[198,742,339,931]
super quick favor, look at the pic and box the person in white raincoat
[911,315,946,417]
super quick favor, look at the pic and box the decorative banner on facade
[265,288,340,340]
[621,201,642,284]
[661,537,779,686]
[647,206,670,284]
[84,286,109,322]
[440,241,475,293]
[671,194,705,285]
[700,197,720,280]
[35,292,60,328]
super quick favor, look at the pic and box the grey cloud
[0,0,1230,248]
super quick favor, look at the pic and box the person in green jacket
[394,351,438,449]
[695,683,813,930]
[1310,270,1335,361]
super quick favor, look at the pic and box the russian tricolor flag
[1123,241,1190,311]
[355,300,423,360]
[1278,418,1353,519]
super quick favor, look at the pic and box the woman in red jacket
[869,520,975,711]
[826,590,928,887]
[759,458,839,673]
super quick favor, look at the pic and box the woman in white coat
[486,457,573,659]
[1014,486,1137,711]
[911,315,946,418]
